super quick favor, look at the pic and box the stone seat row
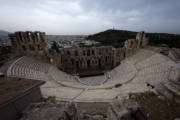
[111,61,135,76]
[107,61,137,85]
[14,56,51,73]
[136,53,172,70]
[126,49,155,65]
[9,64,48,80]
[137,61,172,76]
[7,56,50,80]
[49,66,73,81]
[48,66,87,87]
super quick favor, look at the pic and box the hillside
[0,30,10,36]
[0,30,11,46]
[87,29,180,48]
[147,33,180,48]
[87,29,137,48]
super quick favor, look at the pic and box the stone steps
[7,56,50,81]
[127,49,155,65]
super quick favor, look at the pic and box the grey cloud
[80,0,180,33]
[0,0,180,34]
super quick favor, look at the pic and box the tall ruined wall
[115,31,148,63]
[9,31,50,62]
[60,46,116,73]
[124,31,148,57]
[58,31,148,73]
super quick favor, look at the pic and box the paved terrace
[6,47,178,102]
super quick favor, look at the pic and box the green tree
[51,41,60,53]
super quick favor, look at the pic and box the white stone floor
[78,75,107,86]
[6,47,178,102]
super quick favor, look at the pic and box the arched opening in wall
[28,33,32,42]
[61,55,63,64]
[92,50,94,55]
[21,33,25,42]
[10,36,17,47]
[105,56,108,63]
[87,60,90,67]
[87,50,90,56]
[38,44,42,50]
[37,32,41,42]
[75,51,78,56]
[140,41,143,47]
[79,61,82,68]
[83,60,86,68]
[98,59,102,68]
[19,32,23,42]
[22,45,26,51]
[83,50,86,56]
[71,59,74,65]
[29,45,35,51]
[67,51,71,55]
[76,61,79,69]
[178,77,180,82]
[123,51,126,58]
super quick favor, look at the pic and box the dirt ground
[0,77,43,104]
[130,92,180,120]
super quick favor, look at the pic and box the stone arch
[76,61,79,69]
[75,50,78,56]
[71,58,74,65]
[83,58,87,68]
[87,49,90,56]
[22,45,26,51]
[105,56,108,63]
[87,59,91,67]
[98,58,102,68]
[91,58,96,67]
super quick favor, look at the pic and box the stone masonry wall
[60,46,116,73]
[9,31,50,62]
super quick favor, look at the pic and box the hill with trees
[87,29,180,48]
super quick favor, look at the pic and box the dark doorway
[112,60,114,68]
[71,59,74,65]
[140,41,142,46]
[98,59,101,68]
[76,61,79,69]
[22,45,26,51]
[87,60,90,67]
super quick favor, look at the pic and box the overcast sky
[0,0,180,35]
